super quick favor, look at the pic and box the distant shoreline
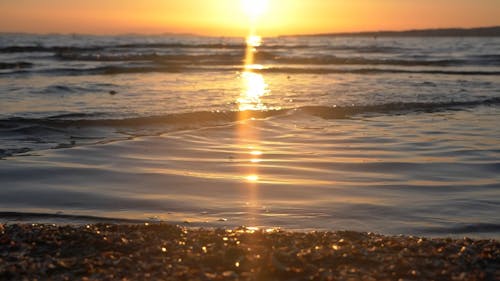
[287,26,500,38]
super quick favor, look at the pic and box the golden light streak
[244,64,265,70]
[250,150,263,156]
[246,35,263,47]
[235,0,271,236]
[245,175,260,182]
[238,72,268,111]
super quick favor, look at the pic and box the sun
[241,0,268,19]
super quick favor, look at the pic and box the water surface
[0,34,499,238]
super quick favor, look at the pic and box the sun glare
[238,72,268,111]
[245,175,260,182]
[246,35,262,47]
[242,0,268,19]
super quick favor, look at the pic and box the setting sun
[241,0,268,19]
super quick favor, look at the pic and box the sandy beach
[1,223,498,280]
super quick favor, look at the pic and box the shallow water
[0,34,499,238]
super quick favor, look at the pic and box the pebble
[0,224,498,281]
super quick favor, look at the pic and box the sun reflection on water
[244,64,265,70]
[235,0,270,240]
[237,2,269,183]
[238,71,268,111]
[245,174,260,182]
[250,150,263,156]
[246,35,262,47]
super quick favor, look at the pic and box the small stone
[222,271,236,278]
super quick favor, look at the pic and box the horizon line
[1,25,499,38]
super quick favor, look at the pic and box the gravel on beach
[0,223,498,281]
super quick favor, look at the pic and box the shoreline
[1,223,498,280]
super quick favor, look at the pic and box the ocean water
[0,34,499,238]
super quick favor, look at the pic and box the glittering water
[1,34,499,238]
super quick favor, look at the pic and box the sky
[1,0,499,36]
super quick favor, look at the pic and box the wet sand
[1,223,498,280]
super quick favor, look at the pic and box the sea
[0,33,499,238]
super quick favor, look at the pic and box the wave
[295,97,500,119]
[266,56,472,66]
[5,211,497,233]
[3,43,500,68]
[0,46,102,53]
[421,223,500,235]
[260,67,500,76]
[0,148,32,158]
[0,65,189,76]
[0,43,247,54]
[3,64,500,77]
[0,43,362,54]
[2,42,492,56]
[1,97,498,158]
[0,211,145,224]
[1,111,278,129]
[2,97,499,129]
[51,50,500,67]
[47,112,107,119]
[55,51,482,67]
[474,54,500,60]
[55,52,245,65]
[0,62,33,69]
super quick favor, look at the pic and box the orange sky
[1,0,499,36]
